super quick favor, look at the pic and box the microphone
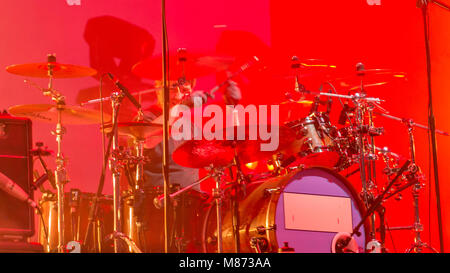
[106,73,142,111]
[0,171,37,208]
[31,173,49,191]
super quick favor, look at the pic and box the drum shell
[38,192,113,253]
[205,167,368,253]
[122,187,208,253]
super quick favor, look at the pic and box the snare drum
[202,167,368,253]
[38,190,114,253]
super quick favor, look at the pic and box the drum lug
[250,237,269,253]
[256,224,277,235]
[264,187,281,197]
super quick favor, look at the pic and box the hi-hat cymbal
[8,104,110,124]
[6,62,97,78]
[173,124,296,168]
[132,50,235,80]
[102,121,162,139]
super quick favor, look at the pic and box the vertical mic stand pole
[417,0,450,252]
[161,0,171,253]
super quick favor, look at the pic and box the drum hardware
[402,117,436,253]
[376,112,449,252]
[32,143,57,191]
[250,237,269,253]
[104,232,142,253]
[263,187,281,197]
[340,160,410,253]
[278,242,295,253]
[107,90,140,253]
[19,54,70,253]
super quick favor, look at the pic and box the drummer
[142,78,241,192]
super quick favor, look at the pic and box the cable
[385,218,397,253]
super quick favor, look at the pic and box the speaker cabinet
[0,114,34,238]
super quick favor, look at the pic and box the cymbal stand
[402,119,438,253]
[109,91,126,253]
[352,94,385,251]
[156,165,227,253]
[43,55,69,253]
[232,155,247,253]
[129,137,147,252]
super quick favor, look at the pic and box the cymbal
[6,62,97,78]
[102,121,162,139]
[8,104,110,125]
[335,69,407,91]
[132,50,235,80]
[268,57,337,79]
[173,124,296,168]
[172,139,235,169]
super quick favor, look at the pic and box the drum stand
[132,137,147,252]
[153,164,230,253]
[28,55,69,253]
[402,119,437,253]
[105,91,142,253]
[53,89,68,254]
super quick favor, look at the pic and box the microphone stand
[161,0,171,253]
[417,0,450,253]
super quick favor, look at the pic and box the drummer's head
[154,79,196,108]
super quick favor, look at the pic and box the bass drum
[202,167,368,253]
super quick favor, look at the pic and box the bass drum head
[274,167,367,253]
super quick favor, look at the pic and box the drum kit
[4,50,449,253]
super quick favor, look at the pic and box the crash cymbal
[6,62,97,78]
[173,124,296,168]
[8,104,110,124]
[102,121,162,139]
[132,49,235,80]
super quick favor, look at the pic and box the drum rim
[266,166,370,252]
